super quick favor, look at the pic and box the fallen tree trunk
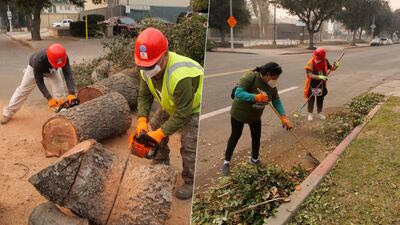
[29,140,176,225]
[29,202,89,225]
[78,73,140,111]
[42,92,131,157]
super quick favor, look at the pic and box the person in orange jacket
[304,47,339,121]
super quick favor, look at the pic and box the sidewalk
[5,30,104,63]
[289,96,400,224]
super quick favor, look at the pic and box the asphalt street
[195,44,400,188]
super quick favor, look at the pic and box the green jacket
[231,71,280,123]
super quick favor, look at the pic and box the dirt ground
[0,100,191,225]
[194,107,342,193]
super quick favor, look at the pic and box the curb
[265,98,386,225]
[5,34,35,50]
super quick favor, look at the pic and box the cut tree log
[42,92,131,157]
[91,60,112,83]
[78,73,140,110]
[29,202,89,225]
[29,140,177,225]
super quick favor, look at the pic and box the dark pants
[307,87,328,113]
[224,117,261,161]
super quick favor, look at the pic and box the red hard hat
[313,47,326,61]
[47,43,67,68]
[134,28,168,67]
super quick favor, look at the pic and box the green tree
[336,0,379,45]
[279,0,345,49]
[191,0,208,13]
[391,9,400,37]
[209,0,250,44]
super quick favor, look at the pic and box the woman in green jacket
[222,62,292,176]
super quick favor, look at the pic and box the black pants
[224,117,261,161]
[307,87,328,113]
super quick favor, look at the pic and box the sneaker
[222,163,230,176]
[175,183,193,200]
[0,115,11,125]
[250,158,261,165]
[307,113,313,121]
[317,113,326,120]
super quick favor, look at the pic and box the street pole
[7,4,12,33]
[85,15,88,40]
[371,16,375,40]
[273,2,277,45]
[230,0,234,50]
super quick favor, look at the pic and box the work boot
[317,113,326,120]
[0,115,11,125]
[307,113,313,121]
[175,183,193,200]
[221,163,230,176]
[250,158,261,165]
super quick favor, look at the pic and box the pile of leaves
[72,14,207,89]
[191,163,308,225]
[319,92,384,146]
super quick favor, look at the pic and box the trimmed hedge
[70,14,105,37]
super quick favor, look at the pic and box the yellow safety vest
[140,52,203,115]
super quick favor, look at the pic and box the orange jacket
[303,58,328,99]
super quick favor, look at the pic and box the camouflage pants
[149,108,199,184]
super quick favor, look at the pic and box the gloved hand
[48,98,58,108]
[135,117,149,135]
[255,93,269,103]
[280,115,293,130]
[66,94,79,106]
[318,75,328,81]
[131,140,151,158]
[333,62,340,70]
[146,128,166,144]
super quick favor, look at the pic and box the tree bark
[29,140,177,225]
[29,202,89,225]
[352,29,357,46]
[91,60,112,83]
[308,31,315,50]
[42,92,132,157]
[31,5,42,41]
[78,73,140,111]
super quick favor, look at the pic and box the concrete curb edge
[266,98,386,225]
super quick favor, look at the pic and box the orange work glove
[146,128,166,144]
[48,98,58,108]
[135,117,149,135]
[280,115,292,130]
[66,94,78,105]
[131,140,151,158]
[255,93,269,103]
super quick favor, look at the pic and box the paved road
[195,45,400,188]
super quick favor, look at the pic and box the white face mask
[268,79,278,88]
[143,65,161,79]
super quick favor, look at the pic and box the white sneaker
[307,113,313,121]
[318,113,326,120]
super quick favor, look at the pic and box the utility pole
[370,16,376,40]
[230,0,233,50]
[271,1,277,45]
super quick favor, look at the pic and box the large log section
[29,140,176,225]
[78,73,140,111]
[29,202,89,225]
[42,92,131,157]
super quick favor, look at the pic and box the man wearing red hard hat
[1,43,78,124]
[128,28,203,200]
[304,47,339,121]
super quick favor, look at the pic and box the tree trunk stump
[42,92,131,157]
[29,140,176,225]
[29,202,89,225]
[78,74,139,111]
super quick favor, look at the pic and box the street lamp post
[370,16,376,40]
[7,5,12,33]
[270,1,277,45]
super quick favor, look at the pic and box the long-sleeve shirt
[137,76,200,135]
[29,49,75,100]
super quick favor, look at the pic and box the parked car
[98,16,141,36]
[370,37,393,46]
[52,19,73,28]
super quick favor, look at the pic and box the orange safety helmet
[313,47,326,62]
[47,43,67,68]
[134,28,168,68]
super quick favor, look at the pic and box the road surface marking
[205,69,252,79]
[200,86,299,120]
